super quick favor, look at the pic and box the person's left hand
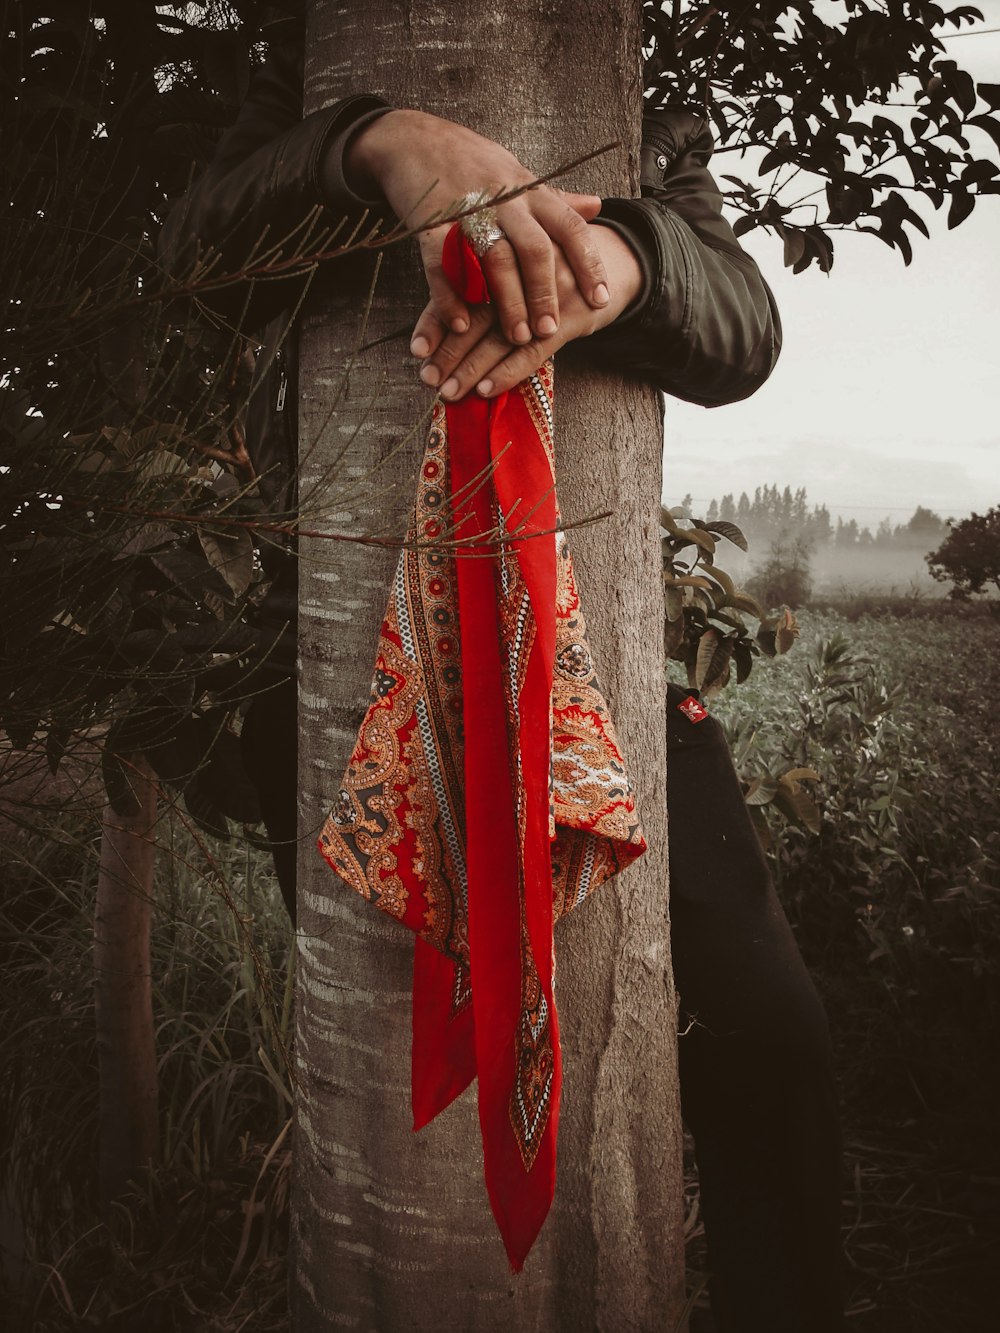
[411,223,643,401]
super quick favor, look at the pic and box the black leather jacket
[159,44,781,515]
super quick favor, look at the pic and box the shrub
[713,614,1000,1143]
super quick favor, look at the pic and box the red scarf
[319,228,645,1270]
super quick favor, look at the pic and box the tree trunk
[94,753,159,1207]
[91,462,160,1213]
[295,2,683,1327]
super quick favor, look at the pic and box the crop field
[699,606,1000,1332]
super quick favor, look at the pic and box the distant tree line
[687,485,949,553]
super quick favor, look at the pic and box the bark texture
[295,2,683,1326]
[94,753,159,1207]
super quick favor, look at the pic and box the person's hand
[345,109,611,347]
[410,223,643,402]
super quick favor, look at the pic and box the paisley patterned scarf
[318,228,645,1270]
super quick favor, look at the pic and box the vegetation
[5,601,997,1329]
[3,0,999,1326]
[677,604,1000,1330]
[926,505,1000,598]
[644,0,1000,271]
[661,505,801,694]
[0,798,293,1331]
[745,533,815,609]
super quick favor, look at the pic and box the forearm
[585,110,781,407]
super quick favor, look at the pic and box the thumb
[560,191,602,221]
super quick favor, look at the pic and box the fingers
[533,196,609,311]
[481,229,554,346]
[471,338,547,400]
[560,190,603,223]
[414,314,556,405]
[417,229,470,336]
[484,189,607,340]
[410,224,619,404]
[415,181,605,348]
[413,302,499,395]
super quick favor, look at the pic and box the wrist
[343,107,418,200]
[318,103,395,209]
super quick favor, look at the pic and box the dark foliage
[644,1,1000,270]
[926,504,1000,596]
[1,2,303,833]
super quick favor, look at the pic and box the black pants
[242,678,844,1331]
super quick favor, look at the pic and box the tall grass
[0,798,293,1331]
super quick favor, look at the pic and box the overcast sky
[663,11,1000,528]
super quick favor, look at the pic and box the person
[159,19,843,1331]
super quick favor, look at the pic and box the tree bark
[94,753,159,1208]
[295,2,683,1326]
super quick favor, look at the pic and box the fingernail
[513,321,531,344]
[594,283,609,305]
[537,315,557,336]
[410,335,430,357]
[451,317,469,334]
[440,377,459,399]
[420,364,440,387]
[477,379,493,396]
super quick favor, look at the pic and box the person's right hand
[344,109,610,351]
[411,220,643,403]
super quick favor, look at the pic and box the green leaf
[151,549,235,612]
[947,186,975,228]
[661,506,718,556]
[756,629,777,658]
[733,639,754,684]
[731,591,767,621]
[704,520,748,551]
[944,66,977,117]
[776,609,800,655]
[745,776,779,807]
[664,614,686,660]
[709,608,748,632]
[695,629,733,692]
[774,780,821,834]
[666,574,717,592]
[6,717,39,751]
[705,564,737,602]
[782,228,807,269]
[175,621,261,655]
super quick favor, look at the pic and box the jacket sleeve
[587,109,782,407]
[157,42,390,332]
